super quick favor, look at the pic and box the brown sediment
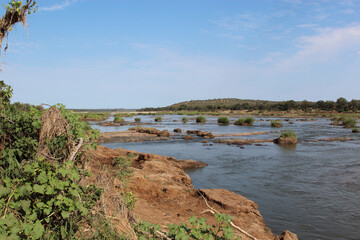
[85,145,297,240]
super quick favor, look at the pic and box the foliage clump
[154,117,162,122]
[331,116,357,128]
[234,117,254,126]
[352,128,359,133]
[270,120,283,128]
[218,117,230,125]
[182,117,188,123]
[0,81,106,239]
[280,130,297,139]
[196,116,206,124]
[113,116,125,123]
[134,117,141,122]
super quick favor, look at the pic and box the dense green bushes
[0,82,103,239]
[196,116,206,123]
[234,117,254,126]
[218,117,230,125]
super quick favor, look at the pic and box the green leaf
[33,184,45,194]
[61,211,70,219]
[37,171,48,184]
[31,221,44,239]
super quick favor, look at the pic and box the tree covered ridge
[140,97,360,113]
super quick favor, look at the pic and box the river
[93,115,360,240]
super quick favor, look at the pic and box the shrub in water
[196,116,206,124]
[155,117,162,122]
[270,120,283,128]
[135,117,141,122]
[342,117,356,128]
[352,128,360,133]
[218,117,230,125]
[280,129,297,139]
[234,117,254,126]
[113,116,125,123]
[182,117,188,123]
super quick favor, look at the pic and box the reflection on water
[97,115,360,240]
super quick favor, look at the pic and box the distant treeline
[139,98,360,113]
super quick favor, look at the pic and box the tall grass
[234,117,254,126]
[270,120,283,128]
[280,130,297,139]
[218,117,230,125]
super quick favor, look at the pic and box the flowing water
[94,115,360,240]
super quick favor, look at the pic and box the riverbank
[86,145,298,239]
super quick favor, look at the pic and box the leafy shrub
[0,82,103,239]
[196,116,206,124]
[234,117,254,126]
[113,116,125,123]
[270,120,283,128]
[154,117,162,122]
[135,213,240,239]
[134,117,141,122]
[218,117,230,125]
[182,117,188,123]
[120,191,137,211]
[280,130,297,139]
[352,128,360,133]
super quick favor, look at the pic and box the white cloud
[277,24,360,68]
[39,0,78,11]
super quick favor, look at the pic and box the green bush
[182,117,188,123]
[280,130,297,139]
[218,117,230,125]
[196,116,206,123]
[113,116,125,123]
[352,128,360,133]
[155,117,162,122]
[134,117,141,122]
[234,117,254,126]
[343,117,356,128]
[270,120,283,128]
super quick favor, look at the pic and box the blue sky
[1,0,360,109]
